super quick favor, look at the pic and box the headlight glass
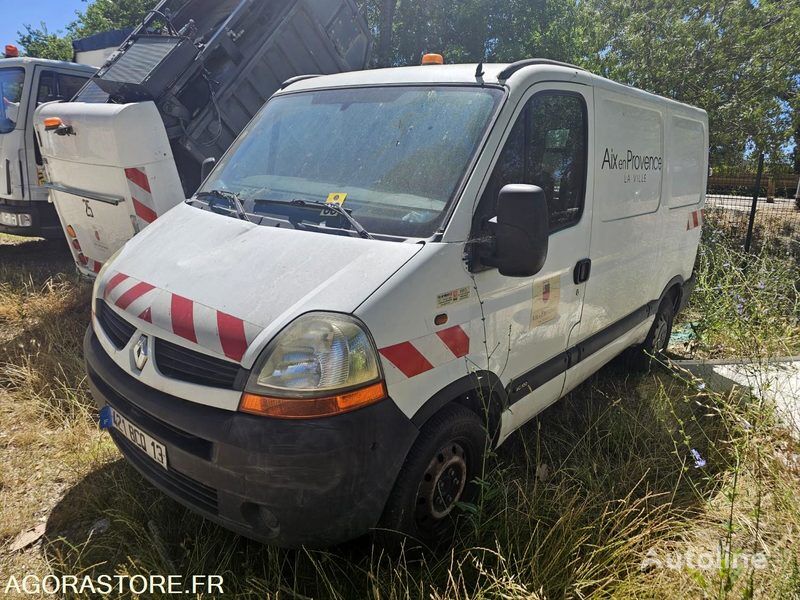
[250,313,381,396]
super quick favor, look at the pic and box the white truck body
[36,101,183,274]
[0,57,95,237]
[83,62,708,547]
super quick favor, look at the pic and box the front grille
[112,430,219,515]
[154,338,241,390]
[96,299,136,349]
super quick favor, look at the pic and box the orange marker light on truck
[4,45,19,58]
[44,117,63,131]
[239,381,387,419]
[421,53,444,65]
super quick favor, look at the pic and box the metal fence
[705,156,800,252]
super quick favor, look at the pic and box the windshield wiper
[195,189,252,223]
[289,199,373,240]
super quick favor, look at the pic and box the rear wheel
[626,293,676,371]
[377,404,487,548]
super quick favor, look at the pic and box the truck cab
[0,49,95,237]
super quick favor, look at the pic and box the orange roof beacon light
[4,45,19,58]
[421,53,444,65]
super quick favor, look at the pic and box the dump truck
[36,0,372,275]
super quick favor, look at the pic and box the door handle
[573,258,591,284]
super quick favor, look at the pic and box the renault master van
[84,59,708,548]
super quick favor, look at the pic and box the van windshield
[199,85,503,239]
[0,68,25,134]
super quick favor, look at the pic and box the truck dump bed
[74,0,372,193]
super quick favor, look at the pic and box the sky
[0,0,86,49]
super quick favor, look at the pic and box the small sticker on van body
[436,287,471,307]
[531,275,561,326]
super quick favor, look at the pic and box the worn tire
[625,294,676,372]
[376,403,488,550]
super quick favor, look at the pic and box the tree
[16,23,74,61]
[583,0,800,168]
[16,0,159,60]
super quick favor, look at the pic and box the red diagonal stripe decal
[380,342,434,378]
[138,307,152,323]
[692,211,699,228]
[132,197,157,224]
[104,272,129,298]
[217,311,248,361]
[436,326,470,358]
[115,282,155,310]
[125,167,152,193]
[171,294,197,343]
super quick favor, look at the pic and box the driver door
[470,83,594,433]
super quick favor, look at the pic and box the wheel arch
[410,371,506,442]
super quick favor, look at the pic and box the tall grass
[0,235,798,598]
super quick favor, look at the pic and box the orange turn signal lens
[421,53,444,65]
[239,381,387,419]
[44,117,63,131]
[66,225,77,238]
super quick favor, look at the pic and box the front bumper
[84,327,419,548]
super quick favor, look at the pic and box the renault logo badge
[133,335,149,371]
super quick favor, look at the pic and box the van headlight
[240,313,386,419]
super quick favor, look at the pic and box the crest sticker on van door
[531,275,561,326]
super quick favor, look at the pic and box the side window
[475,92,587,234]
[58,74,90,101]
[36,71,57,104]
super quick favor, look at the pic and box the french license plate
[111,408,168,470]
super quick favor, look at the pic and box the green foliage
[16,0,159,62]
[16,23,74,62]
[69,0,159,39]
[585,0,800,169]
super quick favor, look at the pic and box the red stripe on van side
[692,211,699,228]
[436,326,470,358]
[132,197,157,223]
[104,272,129,298]
[171,294,197,343]
[138,307,152,323]
[217,311,248,362]
[379,342,434,378]
[125,168,152,193]
[115,282,155,310]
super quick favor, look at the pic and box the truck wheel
[626,294,676,371]
[377,404,487,549]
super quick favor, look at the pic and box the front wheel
[376,403,488,548]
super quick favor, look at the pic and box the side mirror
[200,157,217,181]
[483,184,549,277]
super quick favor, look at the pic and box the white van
[84,59,707,548]
[0,50,95,237]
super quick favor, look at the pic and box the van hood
[98,203,423,364]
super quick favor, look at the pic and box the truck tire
[377,403,488,549]
[626,294,676,372]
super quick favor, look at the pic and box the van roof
[0,56,96,72]
[280,60,706,116]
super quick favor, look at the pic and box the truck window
[201,86,503,239]
[37,71,57,104]
[475,91,588,234]
[58,73,91,101]
[0,68,25,133]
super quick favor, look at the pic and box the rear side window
[36,71,57,104]
[475,91,588,234]
[59,74,91,101]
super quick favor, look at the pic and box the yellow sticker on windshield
[326,193,347,206]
